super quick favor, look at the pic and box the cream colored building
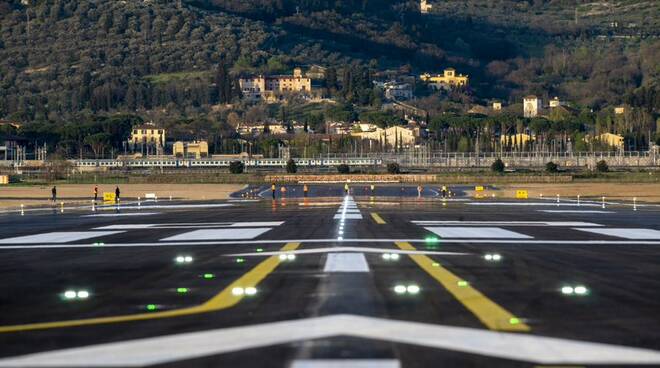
[239,68,312,101]
[420,68,469,90]
[500,133,534,145]
[352,125,419,148]
[585,133,625,150]
[130,124,165,147]
[492,102,502,111]
[549,97,565,108]
[236,123,288,136]
[614,106,626,114]
[523,95,542,118]
[173,141,209,159]
[420,0,432,14]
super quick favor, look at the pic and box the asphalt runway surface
[1,184,660,367]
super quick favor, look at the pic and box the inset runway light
[63,290,90,300]
[175,255,193,264]
[176,287,189,294]
[286,254,296,261]
[203,273,215,279]
[382,253,400,261]
[146,304,157,311]
[406,285,420,294]
[77,290,90,299]
[93,242,104,246]
[337,236,343,241]
[245,287,257,296]
[236,258,245,263]
[279,254,287,260]
[394,285,407,294]
[457,280,469,287]
[432,262,440,267]
[232,287,245,296]
[338,231,344,235]
[63,290,77,299]
[561,286,574,295]
[425,236,439,244]
[509,317,521,325]
[484,253,502,262]
[574,285,589,295]
[256,248,263,252]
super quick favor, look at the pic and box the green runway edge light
[236,258,245,263]
[203,273,215,279]
[457,280,469,287]
[256,248,263,252]
[509,317,521,325]
[176,287,189,293]
[146,304,157,311]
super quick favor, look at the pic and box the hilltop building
[420,68,469,90]
[352,125,420,148]
[420,0,432,14]
[492,101,502,111]
[523,95,542,118]
[382,82,413,100]
[239,68,312,102]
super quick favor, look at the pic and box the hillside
[0,0,657,124]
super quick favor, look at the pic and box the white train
[71,158,383,168]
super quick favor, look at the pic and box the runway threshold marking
[370,212,386,224]
[395,241,530,332]
[0,242,300,334]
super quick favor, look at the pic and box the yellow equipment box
[475,186,484,192]
[516,190,529,199]
[103,192,116,202]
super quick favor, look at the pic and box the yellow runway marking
[370,212,386,224]
[0,242,300,334]
[396,242,530,332]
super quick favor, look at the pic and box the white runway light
[63,290,90,300]
[76,290,90,299]
[561,286,574,295]
[63,290,77,299]
[175,255,193,264]
[406,285,420,294]
[394,285,407,294]
[231,287,245,296]
[574,285,589,295]
[244,287,258,296]
[484,253,502,262]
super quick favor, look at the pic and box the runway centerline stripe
[0,242,300,334]
[323,253,370,272]
[370,212,386,224]
[291,360,401,368]
[395,241,530,332]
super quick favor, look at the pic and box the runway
[1,184,660,367]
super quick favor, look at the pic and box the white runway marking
[291,360,400,368]
[323,253,370,272]
[160,228,272,241]
[0,231,124,244]
[228,247,470,257]
[81,213,159,218]
[425,227,533,239]
[468,202,600,207]
[97,204,234,210]
[414,221,602,227]
[95,222,284,230]
[539,210,615,214]
[334,214,363,219]
[574,228,660,240]
[3,315,660,366]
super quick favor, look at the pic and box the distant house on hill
[523,95,542,118]
[420,68,468,90]
[239,68,312,102]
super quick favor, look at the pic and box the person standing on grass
[115,186,120,203]
[51,186,57,202]
[94,185,98,202]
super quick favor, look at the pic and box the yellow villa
[239,68,312,101]
[420,68,469,90]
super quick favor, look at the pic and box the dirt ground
[484,183,660,203]
[0,184,245,209]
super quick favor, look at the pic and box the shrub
[387,162,400,174]
[545,161,558,173]
[337,164,350,174]
[286,159,297,173]
[491,158,505,173]
[596,160,609,172]
[229,161,244,174]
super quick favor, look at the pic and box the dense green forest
[0,0,658,157]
